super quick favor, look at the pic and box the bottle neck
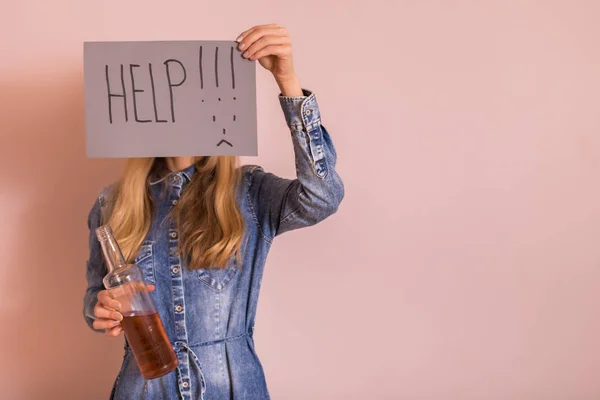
[95,225,127,272]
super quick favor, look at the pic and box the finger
[97,290,121,311]
[105,325,123,337]
[249,45,291,61]
[236,26,257,42]
[93,318,122,330]
[243,36,291,59]
[240,26,287,48]
[147,284,155,292]
[236,23,280,42]
[238,26,287,52]
[94,303,123,320]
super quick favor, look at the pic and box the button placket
[169,212,189,395]
[164,172,195,397]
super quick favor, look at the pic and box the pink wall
[1,1,599,399]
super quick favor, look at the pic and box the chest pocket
[134,241,155,285]
[197,259,239,292]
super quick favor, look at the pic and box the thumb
[147,284,156,292]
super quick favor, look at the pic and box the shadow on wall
[0,72,123,399]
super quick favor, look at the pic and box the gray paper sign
[84,41,257,157]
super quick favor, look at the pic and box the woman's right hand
[93,285,155,337]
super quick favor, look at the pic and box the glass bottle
[96,225,178,379]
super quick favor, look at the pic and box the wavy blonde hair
[104,157,244,269]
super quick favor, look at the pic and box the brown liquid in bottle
[121,311,178,379]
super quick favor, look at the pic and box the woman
[83,24,344,400]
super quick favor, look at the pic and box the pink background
[1,1,599,399]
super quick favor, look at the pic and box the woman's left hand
[236,24,302,96]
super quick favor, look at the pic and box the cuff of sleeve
[279,89,321,131]
[84,294,99,321]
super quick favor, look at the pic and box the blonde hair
[105,157,244,269]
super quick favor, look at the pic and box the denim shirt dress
[83,90,344,400]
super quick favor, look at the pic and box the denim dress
[83,90,344,399]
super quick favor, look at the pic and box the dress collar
[149,162,196,186]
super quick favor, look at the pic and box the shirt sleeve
[246,89,344,241]
[82,197,107,333]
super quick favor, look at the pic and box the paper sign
[84,41,257,157]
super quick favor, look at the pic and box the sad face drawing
[200,45,242,149]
